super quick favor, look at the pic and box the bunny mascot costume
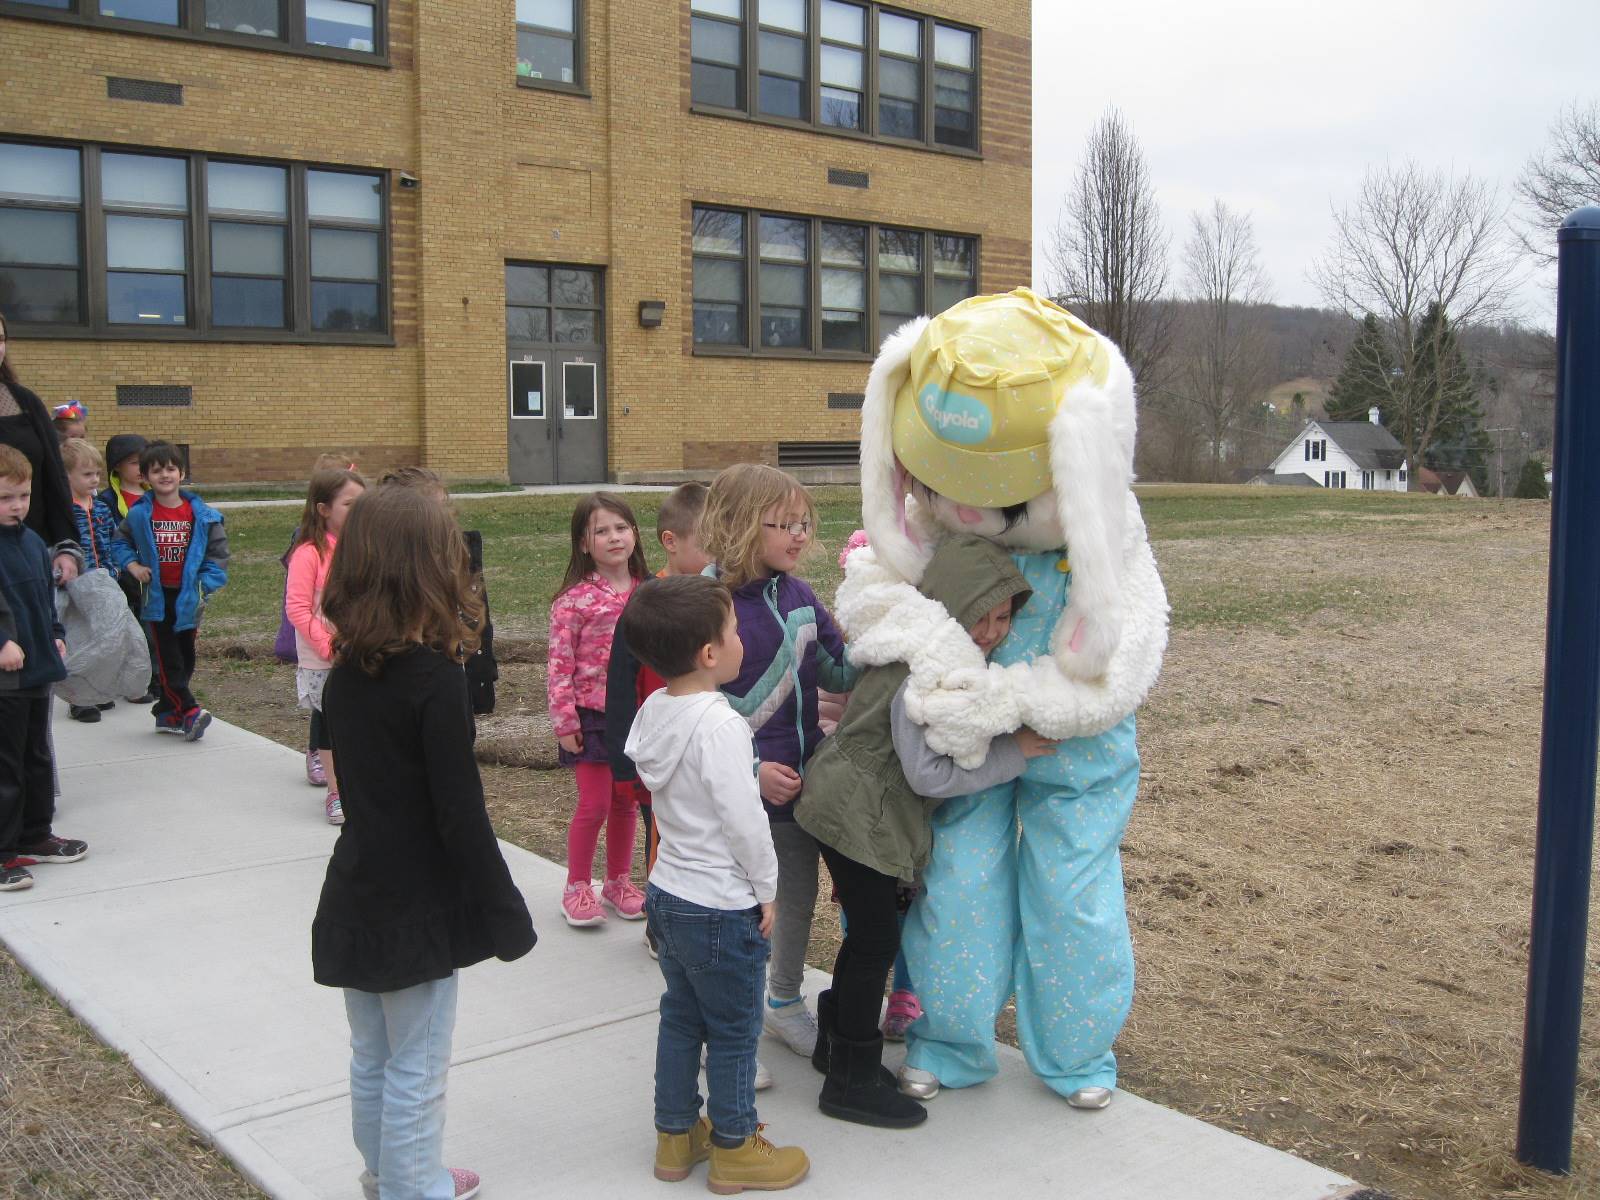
[834,287,1168,1107]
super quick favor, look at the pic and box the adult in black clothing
[0,314,81,585]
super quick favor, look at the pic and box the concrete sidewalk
[2,701,1367,1200]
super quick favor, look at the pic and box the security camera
[398,172,419,189]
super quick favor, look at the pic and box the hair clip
[52,401,88,420]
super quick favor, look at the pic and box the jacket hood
[918,533,1031,630]
[104,434,147,473]
[624,690,728,793]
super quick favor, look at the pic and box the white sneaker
[700,1049,773,1091]
[762,996,818,1057]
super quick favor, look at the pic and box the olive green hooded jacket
[796,534,1032,881]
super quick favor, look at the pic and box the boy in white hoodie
[621,574,809,1194]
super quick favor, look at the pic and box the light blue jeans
[345,972,459,1200]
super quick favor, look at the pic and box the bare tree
[1043,107,1172,389]
[1310,162,1521,482]
[1169,201,1274,481]
[1517,99,1600,265]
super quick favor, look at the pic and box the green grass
[203,485,865,642]
[1135,483,1433,541]
[201,484,1494,645]
[205,480,523,503]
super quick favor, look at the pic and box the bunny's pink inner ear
[893,458,921,549]
[1067,617,1086,654]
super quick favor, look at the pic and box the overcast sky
[1029,0,1592,328]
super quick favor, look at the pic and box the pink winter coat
[547,573,636,738]
[285,536,337,670]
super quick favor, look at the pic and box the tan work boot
[654,1116,713,1182]
[706,1128,809,1194]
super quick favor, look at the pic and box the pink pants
[567,762,639,886]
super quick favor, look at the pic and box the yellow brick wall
[1,0,1031,481]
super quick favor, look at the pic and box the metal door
[505,262,605,485]
[554,353,605,484]
[507,357,555,485]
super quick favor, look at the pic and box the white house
[1268,407,1410,492]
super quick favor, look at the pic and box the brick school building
[0,0,1030,484]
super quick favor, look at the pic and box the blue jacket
[0,521,68,692]
[72,498,119,578]
[110,491,229,630]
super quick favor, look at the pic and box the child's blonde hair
[700,464,817,590]
[60,437,105,473]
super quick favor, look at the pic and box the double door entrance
[506,263,606,485]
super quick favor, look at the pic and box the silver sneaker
[1067,1086,1113,1110]
[762,997,819,1057]
[897,1065,940,1100]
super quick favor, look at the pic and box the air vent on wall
[777,441,858,468]
[116,385,192,408]
[827,392,865,410]
[827,168,869,189]
[107,77,184,105]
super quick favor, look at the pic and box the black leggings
[818,842,903,1042]
[308,707,330,752]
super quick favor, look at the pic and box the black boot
[819,1030,927,1128]
[69,705,101,723]
[812,989,834,1075]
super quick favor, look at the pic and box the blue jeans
[345,973,459,1200]
[646,884,769,1142]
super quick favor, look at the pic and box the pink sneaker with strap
[601,875,646,920]
[882,989,923,1041]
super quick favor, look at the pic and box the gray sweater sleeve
[890,679,1029,799]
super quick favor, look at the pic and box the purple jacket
[719,570,857,821]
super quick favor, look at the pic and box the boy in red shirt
[110,442,229,740]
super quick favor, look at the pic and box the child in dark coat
[312,484,535,1200]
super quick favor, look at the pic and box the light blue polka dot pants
[901,768,1137,1096]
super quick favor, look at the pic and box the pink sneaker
[449,1167,481,1199]
[882,989,923,1041]
[325,791,345,826]
[601,875,646,920]
[306,748,327,788]
[562,881,605,927]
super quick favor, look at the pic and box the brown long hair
[0,312,19,390]
[323,486,484,675]
[553,491,648,601]
[296,466,366,558]
[699,464,817,590]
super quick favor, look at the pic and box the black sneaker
[0,859,35,891]
[14,835,88,864]
[69,705,102,723]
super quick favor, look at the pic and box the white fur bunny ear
[859,316,933,584]
[1047,338,1138,680]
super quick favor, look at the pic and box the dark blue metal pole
[1516,206,1600,1174]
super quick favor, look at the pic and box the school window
[0,0,386,58]
[0,138,390,343]
[692,204,976,357]
[516,0,583,89]
[689,0,980,155]
[505,263,603,344]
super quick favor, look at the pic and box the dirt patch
[0,949,261,1199]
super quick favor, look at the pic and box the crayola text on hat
[890,288,1109,509]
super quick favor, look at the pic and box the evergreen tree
[1416,304,1492,493]
[1326,313,1396,423]
[1514,458,1550,499]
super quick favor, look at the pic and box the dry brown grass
[8,495,1597,1199]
